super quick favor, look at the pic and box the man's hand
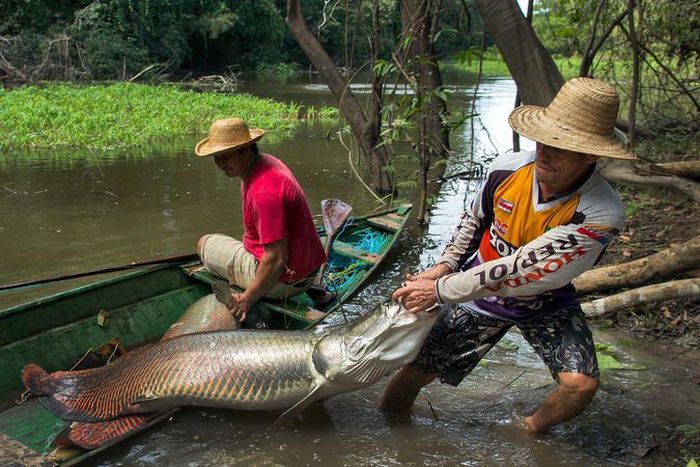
[404,263,452,282]
[227,293,252,322]
[392,279,438,313]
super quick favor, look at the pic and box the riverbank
[596,187,700,353]
[592,134,700,358]
[0,83,337,150]
[602,186,700,463]
[588,134,700,461]
[440,48,581,79]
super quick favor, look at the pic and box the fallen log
[653,160,700,181]
[599,159,700,204]
[574,234,700,294]
[582,278,700,318]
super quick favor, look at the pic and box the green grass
[0,83,335,150]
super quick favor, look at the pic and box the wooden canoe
[0,203,411,465]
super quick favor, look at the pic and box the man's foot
[492,413,543,441]
[510,413,544,436]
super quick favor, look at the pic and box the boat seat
[331,241,379,263]
[364,213,402,232]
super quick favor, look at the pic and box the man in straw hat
[195,117,327,322]
[381,77,636,434]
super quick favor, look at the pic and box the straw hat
[195,118,265,157]
[508,77,636,159]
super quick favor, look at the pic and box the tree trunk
[626,0,640,147]
[399,0,450,157]
[285,0,392,194]
[598,159,700,204]
[574,233,700,294]
[367,0,393,192]
[473,0,563,106]
[654,160,700,181]
[582,278,700,318]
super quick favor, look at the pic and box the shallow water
[1,78,697,465]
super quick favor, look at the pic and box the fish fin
[272,383,323,428]
[53,415,151,450]
[132,392,160,405]
[212,280,234,306]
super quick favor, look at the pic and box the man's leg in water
[518,306,600,434]
[380,366,438,411]
[523,372,598,434]
[380,304,511,412]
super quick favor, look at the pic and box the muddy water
[1,79,697,465]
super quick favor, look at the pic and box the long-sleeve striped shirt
[435,151,624,322]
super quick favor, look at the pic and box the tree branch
[579,0,607,77]
[582,278,700,318]
[598,158,700,204]
[619,24,700,112]
[574,233,700,294]
[580,6,631,77]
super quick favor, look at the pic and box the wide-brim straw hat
[195,118,265,157]
[508,77,636,160]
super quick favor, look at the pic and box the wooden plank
[0,267,196,346]
[0,400,65,460]
[0,284,206,402]
[0,433,55,466]
[364,215,401,232]
[332,241,379,263]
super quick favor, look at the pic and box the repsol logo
[489,224,517,256]
[476,234,585,289]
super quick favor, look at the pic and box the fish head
[314,300,438,386]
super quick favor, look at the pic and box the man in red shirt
[195,118,326,322]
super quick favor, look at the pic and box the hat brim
[194,128,265,157]
[508,106,635,160]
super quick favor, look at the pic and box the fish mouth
[343,301,438,361]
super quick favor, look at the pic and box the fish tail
[53,415,151,450]
[21,363,57,395]
[21,363,126,422]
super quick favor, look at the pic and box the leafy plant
[0,83,335,151]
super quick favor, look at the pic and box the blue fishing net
[351,228,389,255]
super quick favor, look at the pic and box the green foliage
[495,338,519,351]
[625,201,641,217]
[531,0,596,57]
[441,47,581,79]
[594,342,645,371]
[0,83,308,150]
[255,63,301,82]
[198,0,286,70]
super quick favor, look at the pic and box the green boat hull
[0,204,411,465]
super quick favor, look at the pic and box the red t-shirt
[241,153,326,284]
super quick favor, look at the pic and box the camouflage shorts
[411,304,599,386]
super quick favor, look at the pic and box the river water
[0,78,697,465]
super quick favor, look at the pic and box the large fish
[22,300,437,427]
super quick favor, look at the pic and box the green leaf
[596,353,626,370]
